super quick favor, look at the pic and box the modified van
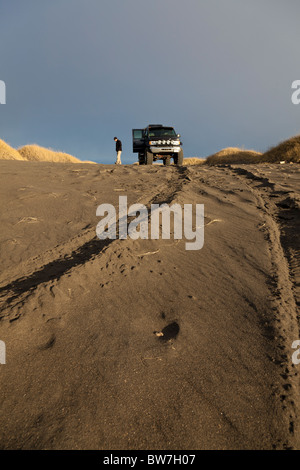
[132,124,183,165]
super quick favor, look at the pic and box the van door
[132,129,144,153]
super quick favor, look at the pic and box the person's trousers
[116,151,122,164]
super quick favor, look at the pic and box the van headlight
[171,140,180,145]
[149,141,157,145]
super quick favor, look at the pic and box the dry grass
[206,147,262,165]
[0,138,91,164]
[0,139,24,161]
[206,134,300,165]
[18,144,81,163]
[183,157,205,165]
[261,134,300,163]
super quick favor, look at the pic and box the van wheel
[138,153,145,165]
[174,149,183,166]
[145,151,153,165]
[163,156,171,166]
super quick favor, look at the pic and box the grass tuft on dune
[261,134,300,163]
[0,139,24,161]
[206,134,300,165]
[183,157,205,165]
[18,144,81,163]
[206,148,262,165]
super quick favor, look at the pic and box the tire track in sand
[227,164,300,449]
[0,166,191,320]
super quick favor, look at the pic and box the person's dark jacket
[116,139,122,152]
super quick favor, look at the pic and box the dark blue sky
[0,0,299,163]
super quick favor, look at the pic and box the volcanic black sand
[0,160,299,449]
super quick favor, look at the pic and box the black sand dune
[0,160,299,449]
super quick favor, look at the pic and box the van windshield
[148,128,177,137]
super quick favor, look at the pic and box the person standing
[114,137,122,165]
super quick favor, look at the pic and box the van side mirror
[177,134,181,138]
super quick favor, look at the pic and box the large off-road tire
[145,150,153,165]
[174,149,184,166]
[138,153,145,165]
[163,156,171,166]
